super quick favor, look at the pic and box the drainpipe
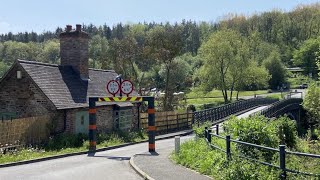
[63,109,67,133]
[137,103,140,129]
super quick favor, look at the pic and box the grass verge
[173,117,320,180]
[0,130,147,164]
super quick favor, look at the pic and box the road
[0,102,295,180]
[0,135,193,180]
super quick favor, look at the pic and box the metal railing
[257,98,303,118]
[193,97,277,125]
[203,128,320,179]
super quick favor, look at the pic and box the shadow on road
[135,152,159,156]
[87,155,131,161]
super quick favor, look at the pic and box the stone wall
[63,105,138,134]
[64,106,114,134]
[0,63,56,118]
[0,115,50,145]
[96,106,114,133]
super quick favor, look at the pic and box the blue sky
[0,0,319,34]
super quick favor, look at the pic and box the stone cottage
[0,24,139,135]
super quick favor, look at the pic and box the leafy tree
[303,51,320,136]
[199,30,246,103]
[293,38,320,78]
[0,61,8,78]
[145,25,183,110]
[89,35,108,69]
[263,51,287,89]
[236,61,270,99]
[107,36,140,83]
[159,57,191,91]
[303,83,320,137]
[1,41,40,64]
[38,40,60,64]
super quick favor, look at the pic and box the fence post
[204,127,208,139]
[166,113,169,133]
[176,114,179,130]
[216,124,219,135]
[175,136,180,154]
[226,135,231,160]
[186,111,190,128]
[197,112,200,127]
[208,129,212,143]
[279,145,286,179]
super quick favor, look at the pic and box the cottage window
[0,112,17,120]
[17,71,22,79]
[114,109,133,130]
[81,115,84,125]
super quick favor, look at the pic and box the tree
[303,49,320,136]
[0,61,8,78]
[263,51,287,89]
[236,61,270,99]
[145,25,183,110]
[303,83,320,139]
[38,40,60,64]
[293,38,320,78]
[89,35,108,69]
[199,30,244,103]
[159,58,191,109]
[159,57,192,91]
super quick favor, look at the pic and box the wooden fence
[140,111,193,134]
[0,115,50,147]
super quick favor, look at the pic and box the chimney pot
[66,25,72,32]
[76,24,82,31]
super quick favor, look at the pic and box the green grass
[185,89,269,110]
[186,98,226,110]
[0,130,147,164]
[173,138,320,179]
[172,139,281,179]
[186,88,269,99]
[173,120,320,179]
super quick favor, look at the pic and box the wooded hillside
[1,3,320,109]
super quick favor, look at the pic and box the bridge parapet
[193,97,278,125]
[257,98,303,118]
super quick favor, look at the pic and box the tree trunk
[236,91,240,100]
[230,81,235,102]
[164,64,171,111]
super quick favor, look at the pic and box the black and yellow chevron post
[88,96,156,154]
[98,96,143,102]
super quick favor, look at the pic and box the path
[0,133,193,180]
[0,105,272,180]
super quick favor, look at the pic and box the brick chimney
[59,24,89,80]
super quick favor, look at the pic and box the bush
[224,115,279,161]
[45,133,88,150]
[271,116,297,148]
[173,139,280,180]
[97,129,147,144]
[193,122,212,138]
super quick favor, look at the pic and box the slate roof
[18,60,136,109]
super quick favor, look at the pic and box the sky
[0,0,319,34]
